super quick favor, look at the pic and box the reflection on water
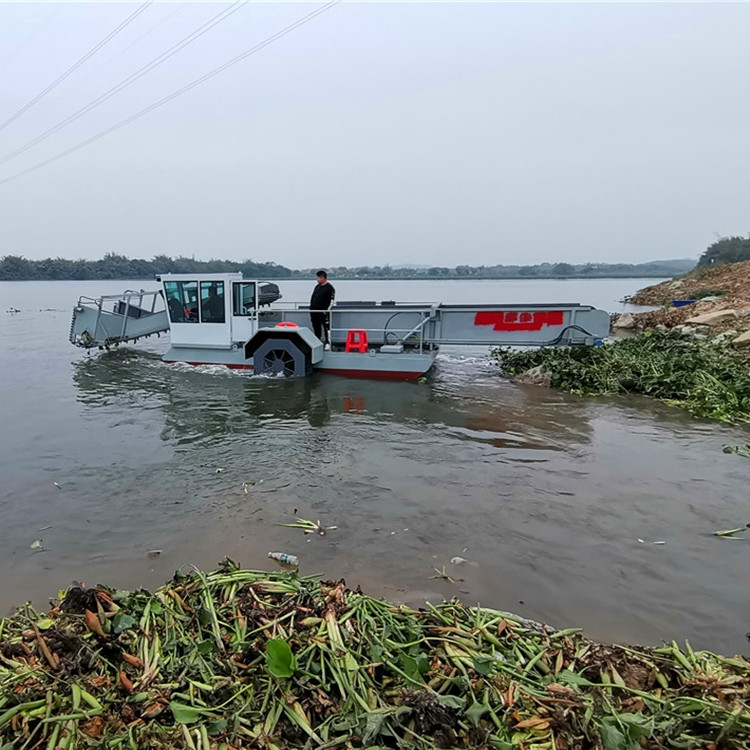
[72,350,594,452]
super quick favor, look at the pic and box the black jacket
[310,282,335,310]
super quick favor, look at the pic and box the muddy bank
[627,260,750,307]
[613,261,750,351]
[1,564,749,749]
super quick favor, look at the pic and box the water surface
[1,278,748,655]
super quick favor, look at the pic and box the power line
[80,2,187,82]
[0,1,340,187]
[0,1,153,133]
[0,0,248,167]
[63,3,187,96]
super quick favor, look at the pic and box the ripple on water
[2,332,750,654]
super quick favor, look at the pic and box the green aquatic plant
[275,516,338,535]
[1,561,749,749]
[493,330,750,422]
[692,288,727,300]
[723,444,750,458]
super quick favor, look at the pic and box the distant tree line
[0,253,292,281]
[296,259,695,279]
[0,253,695,282]
[697,236,750,267]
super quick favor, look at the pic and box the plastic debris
[268,552,299,566]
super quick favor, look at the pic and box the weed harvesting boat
[69,273,610,380]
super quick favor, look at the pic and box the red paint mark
[474,310,564,332]
[167,361,424,381]
[315,368,424,381]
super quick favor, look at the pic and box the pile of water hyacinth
[1,561,749,749]
[493,330,750,423]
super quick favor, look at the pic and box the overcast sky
[0,1,748,268]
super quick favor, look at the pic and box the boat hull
[163,346,437,381]
[313,350,437,380]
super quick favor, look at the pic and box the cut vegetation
[494,330,750,422]
[1,562,750,749]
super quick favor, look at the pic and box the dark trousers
[310,311,329,344]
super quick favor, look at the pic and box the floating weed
[723,444,750,458]
[276,517,337,536]
[713,524,750,539]
[429,565,455,583]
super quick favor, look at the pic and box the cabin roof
[156,272,245,282]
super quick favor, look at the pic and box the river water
[1,278,748,655]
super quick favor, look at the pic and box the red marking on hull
[474,310,564,332]
[315,368,424,381]
[166,361,423,381]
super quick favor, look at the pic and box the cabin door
[163,279,232,348]
[230,282,259,345]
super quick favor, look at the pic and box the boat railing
[261,301,439,351]
[71,290,168,348]
[277,300,438,311]
[323,306,436,352]
[76,289,164,311]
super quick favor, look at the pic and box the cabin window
[232,283,256,316]
[200,281,225,323]
[164,280,198,323]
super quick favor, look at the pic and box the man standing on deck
[310,270,335,348]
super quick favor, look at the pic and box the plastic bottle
[268,551,299,566]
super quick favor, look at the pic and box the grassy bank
[1,562,749,749]
[494,330,750,422]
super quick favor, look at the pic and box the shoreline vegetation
[1,562,749,750]
[494,330,750,423]
[0,254,693,282]
[496,258,750,424]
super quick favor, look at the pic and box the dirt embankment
[613,260,750,346]
[627,260,750,306]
